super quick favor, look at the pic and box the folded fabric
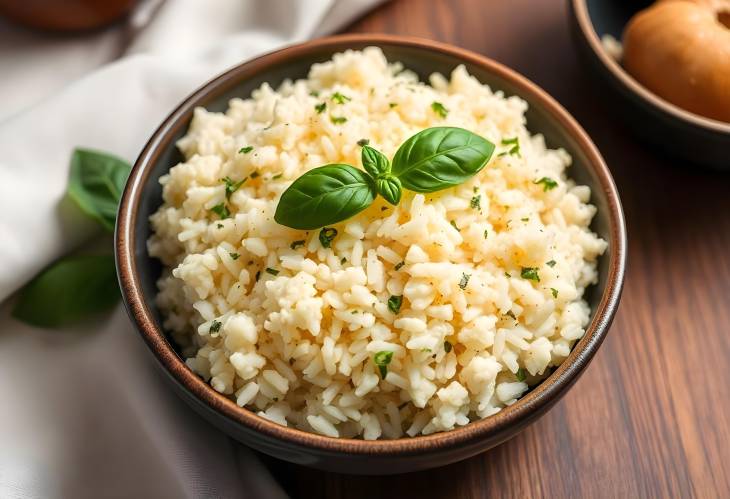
[0,1,382,497]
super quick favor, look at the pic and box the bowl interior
[584,0,650,39]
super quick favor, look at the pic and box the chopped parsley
[516,368,527,382]
[272,173,282,180]
[331,92,351,104]
[330,116,347,124]
[357,138,370,147]
[470,195,482,210]
[534,177,558,191]
[255,270,261,282]
[505,310,517,320]
[309,90,319,97]
[505,272,511,278]
[221,176,245,198]
[209,320,222,333]
[521,217,530,222]
[551,287,559,298]
[389,102,398,108]
[521,267,540,282]
[444,340,453,353]
[373,350,394,379]
[450,220,461,232]
[250,171,260,179]
[483,229,489,239]
[431,101,449,118]
[210,203,230,219]
[217,223,224,229]
[265,267,279,276]
[290,240,306,250]
[546,260,556,267]
[340,257,347,264]
[238,146,253,154]
[388,295,403,314]
[315,102,327,114]
[229,252,240,261]
[394,261,405,271]
[500,137,521,157]
[458,273,471,290]
[319,227,338,248]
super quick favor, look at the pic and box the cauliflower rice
[148,47,607,439]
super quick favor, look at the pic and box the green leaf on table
[67,148,131,231]
[391,127,494,193]
[12,255,120,328]
[274,164,376,230]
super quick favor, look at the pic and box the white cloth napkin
[0,1,381,497]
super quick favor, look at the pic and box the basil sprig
[274,127,494,230]
[12,149,130,328]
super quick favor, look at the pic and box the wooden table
[271,0,730,496]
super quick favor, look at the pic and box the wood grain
[270,0,730,496]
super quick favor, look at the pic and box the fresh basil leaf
[361,145,390,178]
[391,127,495,193]
[274,164,376,230]
[67,148,131,232]
[12,255,119,328]
[376,176,402,205]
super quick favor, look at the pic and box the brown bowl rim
[116,33,626,456]
[570,0,730,134]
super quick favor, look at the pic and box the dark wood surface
[274,0,730,497]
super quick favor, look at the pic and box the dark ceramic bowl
[568,0,730,170]
[116,34,626,474]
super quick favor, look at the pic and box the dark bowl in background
[0,0,136,32]
[116,34,626,474]
[568,0,730,170]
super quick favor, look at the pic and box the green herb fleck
[357,138,370,147]
[504,272,511,278]
[319,227,338,248]
[210,203,230,219]
[534,177,558,191]
[388,295,403,314]
[521,267,540,282]
[309,90,319,97]
[431,101,449,118]
[250,171,260,179]
[330,116,347,124]
[331,92,351,104]
[444,340,453,353]
[315,102,327,114]
[551,288,559,298]
[500,137,521,157]
[546,260,556,267]
[389,102,398,108]
[374,350,394,378]
[516,368,527,382]
[505,310,517,320]
[458,273,471,290]
[340,257,347,264]
[470,195,482,210]
[221,176,245,198]
[450,220,461,232]
[521,217,529,222]
[483,229,489,239]
[290,240,306,250]
[255,270,261,282]
[217,223,224,229]
[229,252,240,261]
[272,173,283,180]
[394,261,405,271]
[265,267,279,276]
[239,146,253,154]
[209,320,222,333]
